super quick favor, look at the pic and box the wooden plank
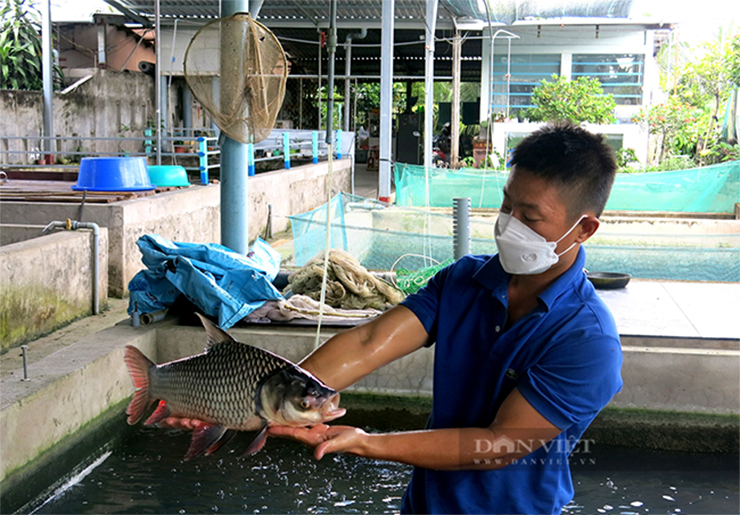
[1,196,121,203]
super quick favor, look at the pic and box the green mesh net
[395,161,740,214]
[289,192,739,283]
[395,258,455,295]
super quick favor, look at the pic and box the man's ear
[575,215,600,243]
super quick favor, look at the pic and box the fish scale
[149,340,290,429]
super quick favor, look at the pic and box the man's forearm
[350,427,518,471]
[298,306,429,391]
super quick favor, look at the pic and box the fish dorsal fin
[196,313,235,348]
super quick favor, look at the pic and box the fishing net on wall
[184,13,287,144]
[394,161,740,214]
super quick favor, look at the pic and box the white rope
[423,164,432,266]
[390,253,441,273]
[314,142,335,349]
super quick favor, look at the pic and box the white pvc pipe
[423,0,438,169]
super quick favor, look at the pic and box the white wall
[483,23,658,121]
[490,121,649,165]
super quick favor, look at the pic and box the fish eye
[300,399,311,409]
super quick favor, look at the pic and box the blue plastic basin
[147,165,191,187]
[72,157,156,191]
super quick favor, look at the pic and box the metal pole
[41,0,53,161]
[299,78,303,129]
[343,29,366,133]
[344,40,352,132]
[378,0,394,203]
[183,86,193,130]
[318,34,322,130]
[21,345,29,380]
[154,0,162,165]
[453,197,471,260]
[220,0,251,254]
[326,0,337,145]
[451,29,461,168]
[423,0,438,169]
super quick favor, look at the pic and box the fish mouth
[322,393,346,422]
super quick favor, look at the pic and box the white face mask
[494,213,586,275]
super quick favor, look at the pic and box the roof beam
[260,18,456,30]
[103,0,154,27]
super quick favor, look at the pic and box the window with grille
[572,53,644,105]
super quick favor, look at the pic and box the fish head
[258,367,346,427]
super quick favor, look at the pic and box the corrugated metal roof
[107,0,644,27]
[106,0,457,28]
[104,1,659,81]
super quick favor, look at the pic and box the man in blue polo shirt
[165,122,623,514]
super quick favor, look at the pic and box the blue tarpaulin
[128,234,283,329]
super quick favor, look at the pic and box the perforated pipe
[453,197,471,260]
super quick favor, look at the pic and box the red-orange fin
[144,400,171,426]
[124,345,156,425]
[242,424,269,457]
[184,424,227,461]
[205,429,237,456]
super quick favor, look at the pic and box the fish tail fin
[124,345,155,425]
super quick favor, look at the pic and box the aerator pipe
[453,198,471,260]
[42,219,100,315]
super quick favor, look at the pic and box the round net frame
[184,13,288,144]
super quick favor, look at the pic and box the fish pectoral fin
[144,400,171,426]
[184,424,228,461]
[242,424,270,457]
[205,429,237,456]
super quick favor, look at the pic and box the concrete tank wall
[0,159,352,296]
[0,227,109,350]
[0,319,736,513]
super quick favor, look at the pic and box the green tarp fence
[288,193,739,282]
[394,161,740,213]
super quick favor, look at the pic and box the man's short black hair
[509,122,617,218]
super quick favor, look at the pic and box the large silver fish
[124,313,345,460]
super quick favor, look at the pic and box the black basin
[586,272,631,289]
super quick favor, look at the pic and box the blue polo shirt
[399,247,622,514]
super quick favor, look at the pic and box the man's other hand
[267,424,368,460]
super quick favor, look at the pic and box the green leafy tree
[647,28,739,166]
[0,0,63,91]
[728,34,740,87]
[1,0,42,90]
[525,74,616,124]
[676,36,738,157]
[634,97,702,163]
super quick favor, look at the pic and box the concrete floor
[351,162,389,200]
[598,279,739,340]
